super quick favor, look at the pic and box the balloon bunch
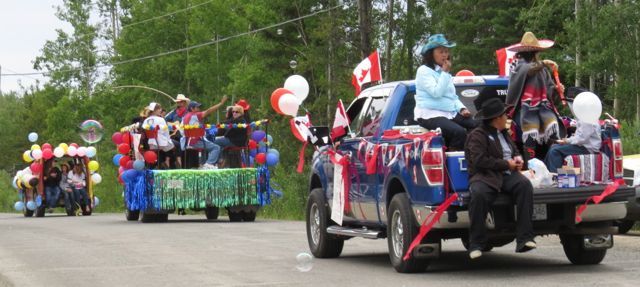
[270,75,309,117]
[111,131,157,184]
[247,130,280,167]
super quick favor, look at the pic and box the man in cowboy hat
[165,94,191,123]
[506,32,565,161]
[465,97,536,259]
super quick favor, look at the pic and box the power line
[1,3,345,77]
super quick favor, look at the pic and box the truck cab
[306,76,635,273]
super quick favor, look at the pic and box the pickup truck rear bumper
[412,185,635,229]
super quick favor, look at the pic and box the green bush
[620,121,640,155]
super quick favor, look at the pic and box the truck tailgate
[459,185,636,205]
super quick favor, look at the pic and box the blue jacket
[415,65,465,113]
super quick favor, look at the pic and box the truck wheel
[205,206,219,220]
[156,213,169,222]
[387,193,429,273]
[125,209,140,221]
[560,234,607,265]
[35,205,46,217]
[66,208,76,216]
[140,211,156,223]
[616,220,636,234]
[23,208,34,217]
[242,210,256,222]
[306,188,344,258]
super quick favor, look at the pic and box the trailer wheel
[205,206,219,220]
[242,210,256,222]
[560,234,608,265]
[387,193,429,273]
[306,188,344,258]
[228,210,243,222]
[35,205,46,217]
[125,209,140,221]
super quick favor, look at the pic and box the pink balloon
[42,149,53,160]
[30,162,43,173]
[112,132,123,145]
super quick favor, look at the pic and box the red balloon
[112,132,123,145]
[118,143,131,155]
[248,140,258,149]
[42,149,53,160]
[271,88,293,115]
[121,132,131,145]
[144,151,157,164]
[125,160,134,170]
[70,143,79,148]
[119,155,131,168]
[30,162,43,173]
[255,153,267,165]
[42,143,52,150]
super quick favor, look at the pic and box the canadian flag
[495,44,519,77]
[352,51,382,96]
[331,99,350,141]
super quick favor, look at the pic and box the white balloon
[278,93,300,117]
[31,149,43,160]
[284,75,309,103]
[28,132,38,143]
[572,92,602,124]
[91,173,102,184]
[67,146,77,157]
[77,146,87,157]
[86,146,97,158]
[53,147,65,158]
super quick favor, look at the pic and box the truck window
[359,97,386,137]
[456,85,508,115]
[394,91,417,126]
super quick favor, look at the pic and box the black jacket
[464,124,520,191]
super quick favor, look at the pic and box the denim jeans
[63,190,76,210]
[189,139,221,165]
[45,186,61,208]
[72,187,89,208]
[543,144,589,173]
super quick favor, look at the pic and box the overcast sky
[0,0,69,94]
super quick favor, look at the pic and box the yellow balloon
[31,144,41,151]
[59,143,69,153]
[88,160,100,172]
[23,151,33,163]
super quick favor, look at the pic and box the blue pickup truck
[305,76,636,273]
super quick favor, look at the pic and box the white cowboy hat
[174,94,190,102]
[507,32,554,52]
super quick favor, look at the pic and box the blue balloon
[122,169,142,183]
[113,154,123,166]
[133,160,145,171]
[267,148,279,157]
[266,152,279,166]
[258,146,268,154]
[26,201,37,211]
[249,157,255,166]
[14,201,24,211]
[249,149,257,157]
[28,132,38,143]
[266,135,273,145]
[36,195,42,207]
[93,196,100,207]
[251,130,266,142]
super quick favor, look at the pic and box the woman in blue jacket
[415,34,476,150]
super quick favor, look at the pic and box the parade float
[114,111,284,223]
[11,122,104,217]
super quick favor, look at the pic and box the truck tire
[66,208,76,216]
[125,209,140,221]
[306,188,344,258]
[140,211,157,223]
[387,193,430,273]
[242,210,256,222]
[205,206,219,220]
[24,208,34,217]
[560,234,607,265]
[156,213,169,222]
[616,220,635,234]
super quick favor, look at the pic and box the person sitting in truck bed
[465,98,536,259]
[414,34,476,150]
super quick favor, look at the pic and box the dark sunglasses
[232,111,242,114]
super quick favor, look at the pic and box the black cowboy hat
[474,98,512,120]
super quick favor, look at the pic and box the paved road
[0,213,639,287]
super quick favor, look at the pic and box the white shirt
[68,171,86,189]
[143,115,174,151]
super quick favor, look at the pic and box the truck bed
[459,185,636,206]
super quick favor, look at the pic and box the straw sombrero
[507,32,554,52]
